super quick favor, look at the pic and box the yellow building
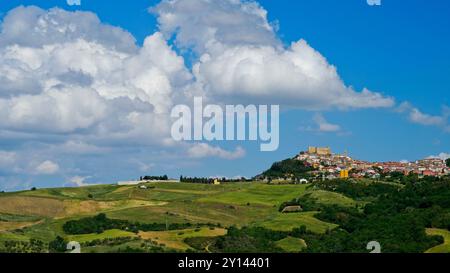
[213,179,221,185]
[308,146,332,156]
[340,169,349,179]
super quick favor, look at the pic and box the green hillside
[1,178,449,253]
[0,181,337,252]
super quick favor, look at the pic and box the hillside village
[296,146,450,180]
[122,146,450,185]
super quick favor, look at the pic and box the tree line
[140,175,168,181]
[63,213,218,235]
[179,176,252,184]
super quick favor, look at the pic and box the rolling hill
[0,178,449,253]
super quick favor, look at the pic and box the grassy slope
[0,231,30,242]
[0,213,42,222]
[308,190,358,207]
[0,182,349,251]
[275,237,307,252]
[81,240,146,253]
[0,221,43,232]
[198,184,309,206]
[259,211,338,233]
[0,195,166,220]
[0,196,65,217]
[66,229,137,243]
[107,201,274,227]
[139,227,227,251]
[17,185,120,200]
[425,228,450,253]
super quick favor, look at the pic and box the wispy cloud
[300,113,345,134]
[397,102,450,132]
[312,113,341,132]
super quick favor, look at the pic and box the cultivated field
[1,181,447,253]
[0,182,316,251]
[139,227,227,251]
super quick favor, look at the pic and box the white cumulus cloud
[0,6,191,143]
[187,143,246,160]
[151,0,279,53]
[35,160,59,175]
[153,0,395,109]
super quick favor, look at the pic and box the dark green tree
[261,159,313,179]
[48,236,67,253]
[446,158,450,168]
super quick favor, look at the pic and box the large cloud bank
[0,1,402,189]
[152,0,394,108]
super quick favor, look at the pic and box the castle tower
[308,146,331,155]
[308,146,317,154]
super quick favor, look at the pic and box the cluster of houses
[297,147,450,180]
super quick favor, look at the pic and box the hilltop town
[296,146,450,180]
[124,146,450,185]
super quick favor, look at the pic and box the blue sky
[0,0,449,190]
